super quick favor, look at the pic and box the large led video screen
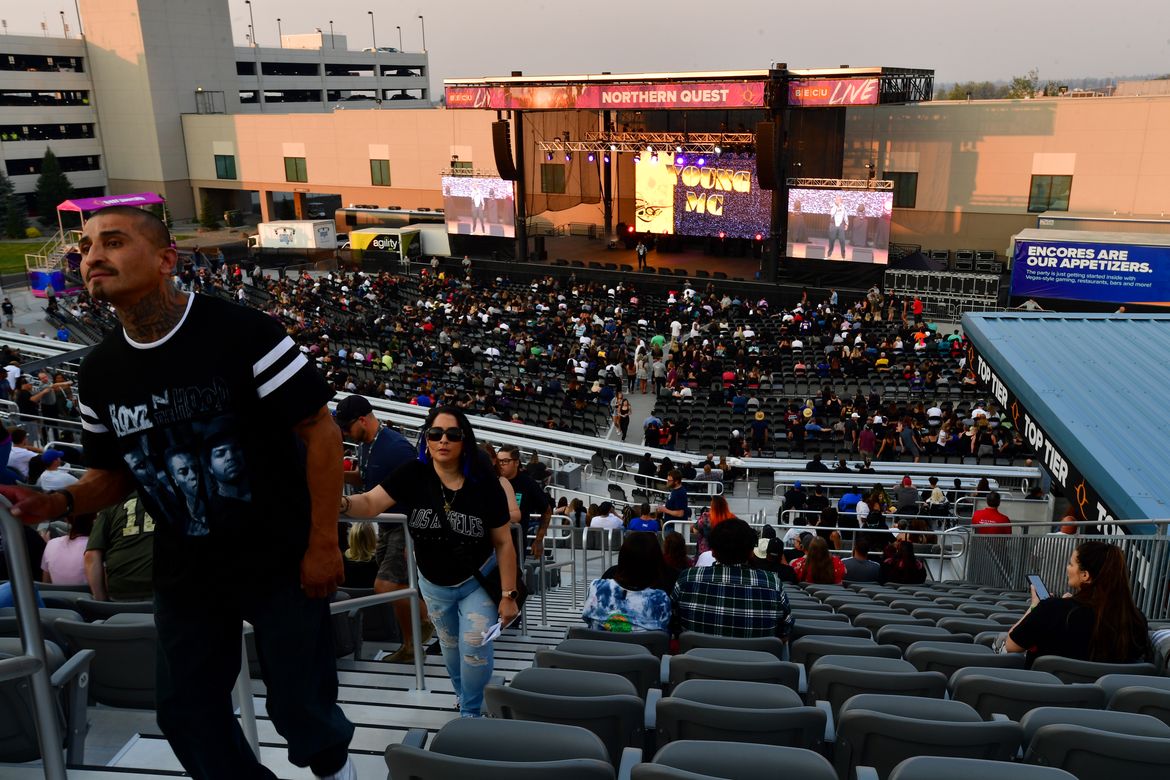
[634,152,771,240]
[441,176,516,238]
[787,187,893,264]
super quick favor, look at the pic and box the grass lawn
[0,241,39,275]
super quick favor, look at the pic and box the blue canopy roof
[963,312,1170,523]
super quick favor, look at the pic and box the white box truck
[248,220,337,252]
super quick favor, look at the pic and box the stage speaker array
[755,121,776,190]
[492,120,518,181]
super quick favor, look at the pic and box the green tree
[149,201,173,228]
[34,148,74,219]
[198,193,220,229]
[1007,68,1041,99]
[0,171,29,239]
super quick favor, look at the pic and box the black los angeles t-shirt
[78,294,332,593]
[380,460,508,586]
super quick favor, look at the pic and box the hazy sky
[9,0,1170,86]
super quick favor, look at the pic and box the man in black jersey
[1,206,355,780]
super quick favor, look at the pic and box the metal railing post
[402,525,426,691]
[0,503,67,780]
[235,629,261,758]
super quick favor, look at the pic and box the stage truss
[787,177,894,190]
[537,131,755,155]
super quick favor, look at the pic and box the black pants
[154,581,354,779]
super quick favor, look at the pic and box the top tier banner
[788,78,880,107]
[445,81,766,110]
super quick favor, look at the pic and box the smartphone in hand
[1027,574,1050,600]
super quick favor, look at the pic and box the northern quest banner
[965,342,1129,532]
[445,81,765,110]
[787,78,880,106]
[1010,238,1170,306]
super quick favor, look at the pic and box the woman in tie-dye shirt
[581,532,672,633]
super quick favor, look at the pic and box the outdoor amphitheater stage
[501,233,887,287]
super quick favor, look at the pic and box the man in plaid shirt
[672,518,794,638]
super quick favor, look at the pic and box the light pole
[276,17,282,47]
[73,0,82,36]
[418,15,426,52]
[368,10,376,50]
[328,20,334,48]
[244,0,256,46]
[396,25,402,51]
[59,10,67,38]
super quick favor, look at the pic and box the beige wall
[182,108,497,212]
[80,0,241,216]
[844,96,1170,252]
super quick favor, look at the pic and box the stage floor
[528,234,766,280]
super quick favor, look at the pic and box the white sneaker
[315,757,356,780]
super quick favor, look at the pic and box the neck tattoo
[120,287,190,343]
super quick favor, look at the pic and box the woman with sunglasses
[342,406,517,717]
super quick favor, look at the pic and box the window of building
[214,154,237,180]
[1028,175,1072,213]
[884,171,918,209]
[541,163,566,194]
[450,160,472,173]
[370,159,391,186]
[284,156,308,183]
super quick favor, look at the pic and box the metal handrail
[0,497,68,780]
[604,466,724,497]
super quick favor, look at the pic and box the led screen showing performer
[441,176,516,238]
[787,187,893,264]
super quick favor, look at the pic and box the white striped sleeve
[77,399,109,434]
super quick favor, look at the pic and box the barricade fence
[961,518,1170,621]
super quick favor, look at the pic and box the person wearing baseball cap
[335,394,433,664]
[35,449,77,491]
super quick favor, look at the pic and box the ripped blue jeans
[417,572,497,717]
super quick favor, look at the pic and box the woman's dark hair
[69,513,95,540]
[1073,541,1151,662]
[892,538,918,567]
[613,532,668,591]
[804,536,836,583]
[416,405,490,481]
[662,531,689,570]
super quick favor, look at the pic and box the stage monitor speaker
[755,121,776,190]
[492,120,518,181]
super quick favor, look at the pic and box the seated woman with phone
[1003,541,1151,667]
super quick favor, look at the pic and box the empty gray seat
[536,639,660,698]
[1031,655,1159,685]
[949,667,1105,721]
[1098,674,1170,727]
[937,617,1007,636]
[834,694,1023,780]
[0,607,84,650]
[668,648,800,692]
[809,656,946,718]
[910,607,969,622]
[633,739,836,780]
[1019,706,1170,745]
[677,631,786,661]
[74,597,154,622]
[0,638,94,764]
[1024,724,1170,780]
[791,609,849,622]
[791,636,900,672]
[54,617,157,708]
[876,625,971,653]
[789,620,871,641]
[484,667,643,768]
[886,755,1075,780]
[905,641,1025,678]
[385,718,615,780]
[836,603,898,620]
[656,679,825,750]
[567,626,670,658]
[853,614,935,632]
